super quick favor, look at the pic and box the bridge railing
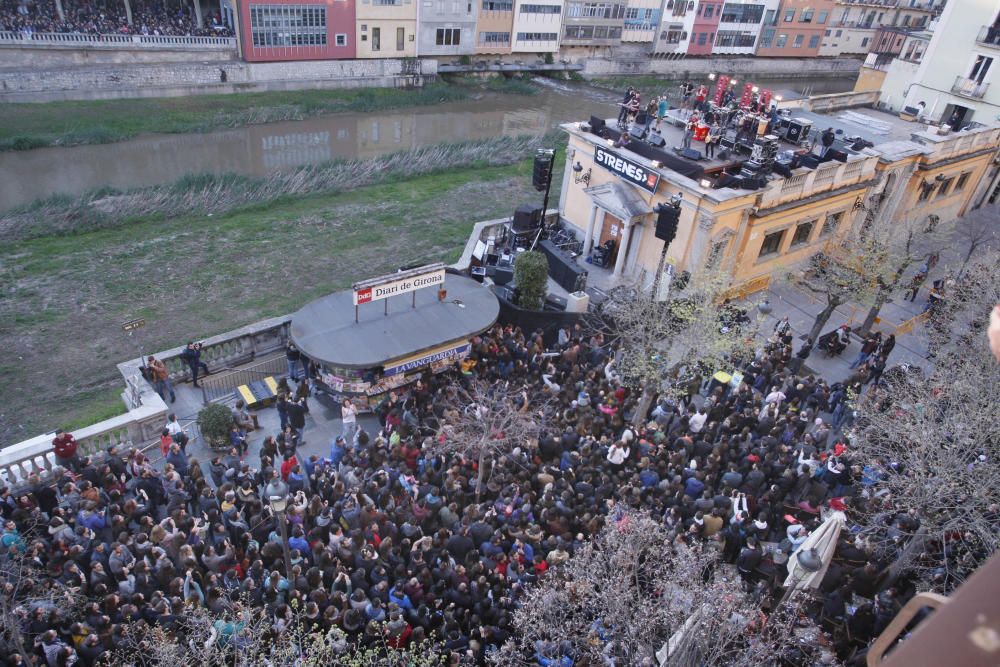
[0,30,235,48]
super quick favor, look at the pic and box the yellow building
[558,108,1000,294]
[356,0,417,58]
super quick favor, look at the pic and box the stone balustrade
[0,31,235,49]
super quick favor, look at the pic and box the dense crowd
[0,0,232,37]
[1,321,920,666]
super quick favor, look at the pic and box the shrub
[514,250,549,310]
[197,403,233,448]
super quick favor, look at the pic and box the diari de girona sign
[593,146,660,193]
[353,266,445,306]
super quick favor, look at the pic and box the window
[335,33,347,45]
[955,172,970,191]
[697,31,707,44]
[372,0,401,4]
[249,5,328,49]
[792,33,803,47]
[521,3,561,11]
[436,28,461,45]
[715,30,756,47]
[835,29,842,36]
[808,34,820,48]
[775,33,787,47]
[759,27,774,47]
[970,55,994,84]
[517,31,558,40]
[763,8,775,25]
[860,36,869,47]
[703,4,714,17]
[791,220,815,246]
[482,0,512,9]
[565,2,625,18]
[936,177,954,198]
[758,230,785,258]
[372,26,381,50]
[479,30,510,44]
[800,8,813,22]
[783,8,795,21]
[719,3,764,23]
[396,26,404,50]
[918,183,935,201]
[824,29,830,36]
[817,10,827,23]
[820,211,842,237]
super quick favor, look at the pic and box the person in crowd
[147,355,175,403]
[52,428,79,471]
[2,322,913,666]
[180,341,210,387]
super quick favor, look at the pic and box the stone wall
[0,58,438,102]
[0,44,236,68]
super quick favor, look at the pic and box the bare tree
[849,251,1000,593]
[954,204,998,278]
[491,510,829,667]
[0,525,86,665]
[591,264,757,422]
[429,376,549,502]
[104,598,448,666]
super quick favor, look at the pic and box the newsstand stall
[289,264,499,410]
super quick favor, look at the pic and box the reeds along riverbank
[0,76,538,152]
[0,132,563,242]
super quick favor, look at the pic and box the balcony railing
[977,25,1000,48]
[0,30,235,48]
[952,75,990,99]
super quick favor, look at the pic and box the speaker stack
[750,135,779,174]
[784,118,812,144]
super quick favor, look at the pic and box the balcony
[952,75,990,99]
[977,25,1000,49]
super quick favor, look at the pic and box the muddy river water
[0,76,853,211]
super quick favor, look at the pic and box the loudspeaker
[714,172,739,189]
[589,115,606,135]
[827,149,848,163]
[544,294,568,311]
[800,155,820,169]
[655,204,680,243]
[492,266,514,286]
[738,176,762,190]
[772,161,793,177]
[532,152,553,191]
[647,133,666,148]
[635,111,648,126]
[680,148,703,161]
[512,204,542,231]
[717,148,732,160]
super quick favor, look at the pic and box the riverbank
[0,138,565,443]
[0,76,536,152]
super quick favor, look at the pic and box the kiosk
[290,264,500,410]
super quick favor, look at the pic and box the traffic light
[655,203,680,243]
[532,149,554,191]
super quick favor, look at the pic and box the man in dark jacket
[179,342,210,387]
[286,397,308,442]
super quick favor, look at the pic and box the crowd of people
[0,320,925,666]
[0,0,232,37]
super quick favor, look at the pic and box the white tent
[783,510,846,593]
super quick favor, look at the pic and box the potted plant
[197,403,234,450]
[514,250,549,310]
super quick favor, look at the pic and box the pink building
[688,0,723,55]
[238,0,356,62]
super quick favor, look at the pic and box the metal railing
[0,30,235,48]
[976,25,1000,48]
[951,75,990,99]
[199,353,288,405]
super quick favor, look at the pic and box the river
[0,76,854,211]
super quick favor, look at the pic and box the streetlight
[780,547,823,607]
[265,476,294,584]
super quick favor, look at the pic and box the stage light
[752,86,760,93]
[606,139,615,146]
[708,73,716,80]
[652,160,662,168]
[730,79,738,85]
[775,95,784,102]
[699,178,712,188]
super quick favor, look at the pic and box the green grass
[0,76,537,152]
[0,148,566,444]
